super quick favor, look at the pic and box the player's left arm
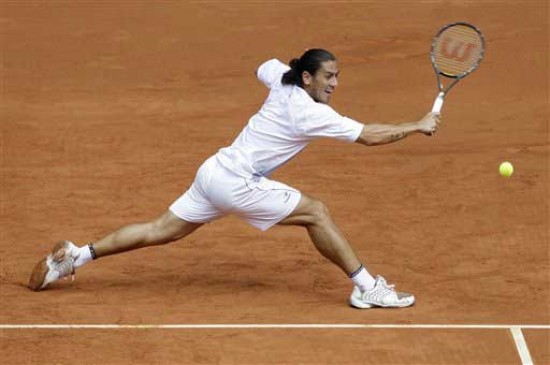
[355,112,441,146]
[256,59,290,89]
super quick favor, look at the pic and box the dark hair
[281,48,336,87]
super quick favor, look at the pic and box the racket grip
[431,92,445,114]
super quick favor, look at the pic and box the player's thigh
[226,176,300,231]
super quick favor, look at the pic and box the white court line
[2,323,546,363]
[1,324,549,329]
[511,327,534,365]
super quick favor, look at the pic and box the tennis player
[29,49,440,309]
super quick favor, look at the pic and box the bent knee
[279,195,333,227]
[308,199,331,224]
[294,197,332,226]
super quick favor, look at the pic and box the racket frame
[430,22,485,113]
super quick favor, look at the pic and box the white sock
[349,265,376,291]
[74,245,94,268]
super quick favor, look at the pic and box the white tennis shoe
[349,276,415,309]
[28,240,79,291]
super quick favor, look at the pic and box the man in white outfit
[29,49,440,309]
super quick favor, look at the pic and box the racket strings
[433,25,483,77]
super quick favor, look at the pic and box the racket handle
[431,92,445,114]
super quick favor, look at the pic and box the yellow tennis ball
[499,162,514,177]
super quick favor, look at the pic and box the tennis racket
[431,22,485,114]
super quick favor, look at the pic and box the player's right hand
[418,112,441,136]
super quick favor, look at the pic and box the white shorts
[169,156,302,231]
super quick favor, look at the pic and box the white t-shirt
[215,59,364,177]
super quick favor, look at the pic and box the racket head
[431,22,485,79]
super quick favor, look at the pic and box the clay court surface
[1,1,548,364]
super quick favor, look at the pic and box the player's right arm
[355,112,441,146]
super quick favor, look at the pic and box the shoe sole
[28,241,71,291]
[28,257,49,291]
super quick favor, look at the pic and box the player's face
[302,60,339,104]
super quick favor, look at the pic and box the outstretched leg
[278,194,415,309]
[91,210,202,258]
[28,211,201,291]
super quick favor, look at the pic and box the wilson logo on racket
[439,38,478,62]
[429,22,485,114]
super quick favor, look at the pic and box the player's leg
[91,210,202,258]
[278,194,362,275]
[230,176,366,281]
[28,211,202,291]
[231,176,379,295]
[278,194,415,309]
[29,156,224,291]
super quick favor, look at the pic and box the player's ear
[302,71,312,86]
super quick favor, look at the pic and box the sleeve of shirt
[257,59,290,89]
[296,103,364,143]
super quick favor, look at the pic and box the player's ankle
[349,264,376,291]
[73,244,96,268]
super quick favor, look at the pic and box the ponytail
[281,58,302,86]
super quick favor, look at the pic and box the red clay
[1,2,548,364]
